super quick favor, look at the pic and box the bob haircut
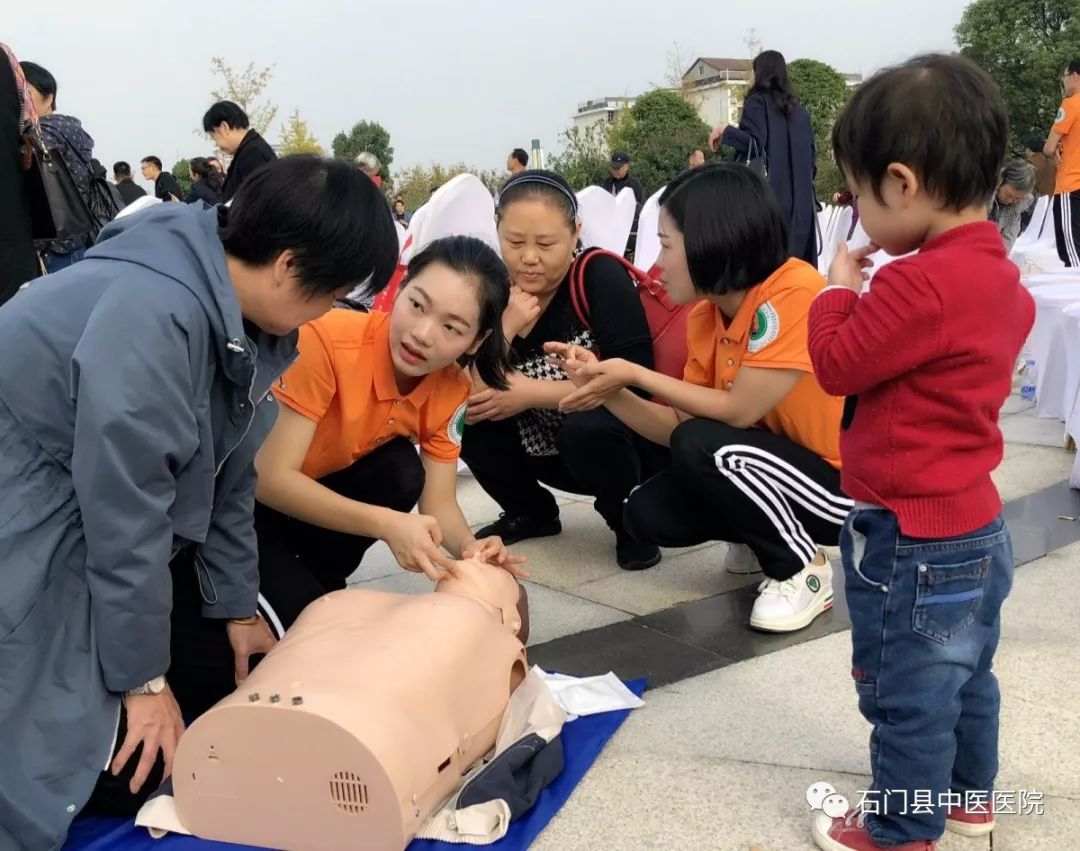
[659,162,789,295]
[220,155,398,300]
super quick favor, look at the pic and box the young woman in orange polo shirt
[549,164,852,633]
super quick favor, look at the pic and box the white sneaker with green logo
[749,560,833,632]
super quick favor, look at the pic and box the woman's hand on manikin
[382,510,460,580]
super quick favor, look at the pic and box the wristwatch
[126,675,167,697]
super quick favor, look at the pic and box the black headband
[497,172,579,216]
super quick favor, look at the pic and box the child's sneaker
[749,558,832,632]
[724,542,763,574]
[945,803,995,837]
[812,811,937,850]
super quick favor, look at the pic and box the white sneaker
[749,559,833,632]
[724,543,763,575]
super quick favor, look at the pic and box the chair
[577,186,616,250]
[1060,304,1080,437]
[114,195,161,219]
[633,187,665,273]
[1011,196,1063,273]
[1026,284,1080,418]
[608,187,637,256]
[394,220,408,252]
[818,207,853,276]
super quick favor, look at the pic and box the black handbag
[24,129,94,243]
[746,137,768,181]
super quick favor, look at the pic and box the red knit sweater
[808,222,1035,538]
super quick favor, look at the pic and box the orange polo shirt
[683,258,843,469]
[1053,93,1080,194]
[275,309,471,480]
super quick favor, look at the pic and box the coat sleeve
[722,95,767,158]
[71,292,200,693]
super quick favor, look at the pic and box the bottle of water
[1020,358,1038,402]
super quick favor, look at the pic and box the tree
[210,58,277,135]
[331,121,394,173]
[653,41,696,100]
[956,0,1080,147]
[547,123,612,190]
[279,109,324,155]
[788,59,852,196]
[607,89,711,194]
[171,159,193,197]
[391,163,502,212]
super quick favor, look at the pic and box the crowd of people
[0,35,1071,851]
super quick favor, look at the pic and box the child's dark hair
[496,170,578,231]
[220,155,398,299]
[403,236,512,390]
[659,162,789,295]
[832,54,1008,212]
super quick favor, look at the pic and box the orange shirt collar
[370,312,437,407]
[718,259,798,343]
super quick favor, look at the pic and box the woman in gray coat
[0,155,397,850]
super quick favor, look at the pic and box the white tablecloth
[1028,285,1080,421]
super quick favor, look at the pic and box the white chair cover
[577,186,616,251]
[847,218,872,252]
[633,187,665,272]
[114,195,161,219]
[819,207,853,275]
[419,174,499,255]
[1011,196,1063,273]
[1060,304,1080,437]
[1027,284,1080,420]
[608,187,637,256]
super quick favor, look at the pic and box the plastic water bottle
[1020,358,1038,402]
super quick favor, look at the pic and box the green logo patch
[448,402,468,447]
[747,301,780,353]
[806,574,821,593]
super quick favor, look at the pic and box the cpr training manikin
[162,558,553,851]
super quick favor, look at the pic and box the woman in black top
[462,171,665,570]
[184,156,224,206]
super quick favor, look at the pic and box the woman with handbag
[708,50,819,266]
[20,59,95,273]
[0,42,37,304]
[461,170,667,571]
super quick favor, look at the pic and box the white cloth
[532,666,645,721]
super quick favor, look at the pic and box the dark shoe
[476,513,562,545]
[616,541,662,571]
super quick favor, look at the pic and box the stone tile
[1001,393,1036,416]
[1001,543,1080,644]
[990,796,1080,850]
[518,583,631,647]
[999,411,1069,448]
[1003,482,1080,566]
[569,543,757,616]
[993,443,1075,502]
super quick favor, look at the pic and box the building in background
[572,96,637,132]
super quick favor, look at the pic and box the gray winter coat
[0,203,297,850]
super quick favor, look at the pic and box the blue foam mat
[64,679,646,851]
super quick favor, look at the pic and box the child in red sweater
[807,55,1035,851]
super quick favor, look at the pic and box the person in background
[140,156,182,202]
[988,159,1036,251]
[21,60,95,273]
[1045,58,1080,266]
[0,155,399,851]
[207,155,224,175]
[709,50,818,266]
[507,147,529,175]
[184,156,224,206]
[202,100,276,203]
[602,151,645,259]
[355,151,383,189]
[687,148,706,169]
[112,161,146,207]
[393,196,411,225]
[1024,137,1057,198]
[0,42,37,304]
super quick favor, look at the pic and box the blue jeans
[843,509,1013,846]
[42,245,86,274]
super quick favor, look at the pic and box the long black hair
[403,236,512,390]
[751,50,798,118]
[190,157,223,194]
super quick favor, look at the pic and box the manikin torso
[173,558,527,851]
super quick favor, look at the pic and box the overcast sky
[8,0,972,190]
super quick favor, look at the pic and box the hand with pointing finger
[382,511,459,580]
[829,242,878,294]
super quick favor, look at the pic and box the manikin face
[654,207,697,306]
[497,198,579,297]
[388,262,486,383]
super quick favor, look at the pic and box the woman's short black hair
[402,236,512,390]
[832,54,1008,212]
[202,100,250,133]
[220,155,398,300]
[659,162,789,295]
[496,169,578,231]
[20,61,57,109]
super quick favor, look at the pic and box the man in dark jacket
[113,160,147,207]
[140,155,182,201]
[602,151,646,259]
[203,100,276,202]
[0,156,398,851]
[0,43,37,304]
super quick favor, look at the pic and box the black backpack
[85,169,124,241]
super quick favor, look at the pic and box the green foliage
[209,58,277,136]
[607,89,711,194]
[279,109,324,155]
[391,163,503,213]
[332,120,394,173]
[956,0,1080,147]
[788,59,852,197]
[171,159,193,196]
[547,123,612,190]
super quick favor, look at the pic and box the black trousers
[461,407,667,539]
[624,419,852,581]
[1053,190,1080,267]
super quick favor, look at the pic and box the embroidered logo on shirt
[1057,106,1067,124]
[448,402,468,447]
[747,301,780,353]
[806,574,821,593]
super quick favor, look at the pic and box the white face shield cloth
[532,666,645,721]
